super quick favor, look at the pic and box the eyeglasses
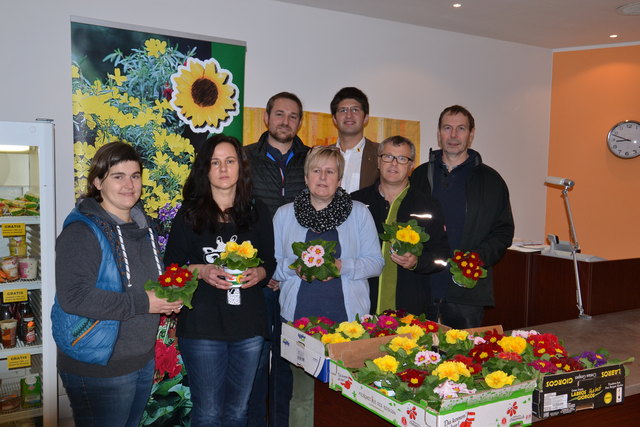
[336,106,362,115]
[379,154,413,164]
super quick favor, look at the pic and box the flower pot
[224,267,244,288]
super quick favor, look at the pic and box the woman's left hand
[240,266,267,289]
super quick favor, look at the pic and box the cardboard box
[533,364,625,418]
[330,361,535,427]
[281,322,331,382]
[280,322,406,382]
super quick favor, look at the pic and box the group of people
[53,87,513,427]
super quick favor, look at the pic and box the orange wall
[547,45,640,260]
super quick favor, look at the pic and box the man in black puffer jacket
[244,92,309,427]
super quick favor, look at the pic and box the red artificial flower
[468,342,497,364]
[293,318,311,330]
[397,369,428,387]
[452,354,482,375]
[410,318,439,333]
[155,340,182,381]
[497,352,523,362]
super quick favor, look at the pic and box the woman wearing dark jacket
[164,134,275,426]
[55,142,182,427]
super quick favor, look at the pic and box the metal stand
[562,186,591,319]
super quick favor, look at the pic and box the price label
[1,223,26,237]
[7,354,32,369]
[2,289,28,303]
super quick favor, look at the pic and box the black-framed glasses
[379,154,413,164]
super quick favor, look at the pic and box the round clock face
[607,120,640,159]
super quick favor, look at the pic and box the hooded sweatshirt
[55,198,161,377]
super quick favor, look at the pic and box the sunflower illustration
[170,58,239,133]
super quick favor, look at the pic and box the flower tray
[532,364,625,419]
[329,360,536,427]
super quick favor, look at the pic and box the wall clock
[607,120,640,159]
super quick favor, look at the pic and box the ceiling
[277,0,640,49]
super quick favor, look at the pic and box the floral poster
[71,18,246,425]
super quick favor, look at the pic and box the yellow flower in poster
[145,39,167,58]
[108,68,127,86]
[72,65,80,79]
[170,58,239,133]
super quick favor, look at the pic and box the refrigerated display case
[0,121,55,426]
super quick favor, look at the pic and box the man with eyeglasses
[352,136,449,315]
[411,105,514,329]
[330,87,379,193]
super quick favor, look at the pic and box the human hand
[199,264,233,290]
[146,290,183,316]
[391,252,417,270]
[240,267,266,289]
[267,278,280,291]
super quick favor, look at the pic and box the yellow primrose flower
[498,336,527,355]
[396,324,425,341]
[226,241,240,253]
[485,371,516,389]
[399,314,415,324]
[388,336,419,353]
[445,329,469,344]
[432,361,471,382]
[336,321,366,339]
[237,241,257,258]
[321,333,351,345]
[373,355,399,373]
[145,38,167,57]
[220,252,228,260]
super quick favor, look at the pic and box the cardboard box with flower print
[281,322,411,383]
[330,360,536,427]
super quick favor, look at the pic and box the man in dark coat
[411,105,514,329]
[352,135,449,315]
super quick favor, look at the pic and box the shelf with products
[0,121,54,426]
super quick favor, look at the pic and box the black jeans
[428,297,484,329]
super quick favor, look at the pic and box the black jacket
[410,149,514,306]
[351,183,450,315]
[244,131,310,217]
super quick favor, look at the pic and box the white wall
[1,0,551,241]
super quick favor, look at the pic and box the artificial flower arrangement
[379,219,430,256]
[213,240,263,285]
[145,264,199,309]
[352,326,631,411]
[447,250,487,288]
[289,239,340,282]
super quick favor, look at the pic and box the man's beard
[269,126,295,144]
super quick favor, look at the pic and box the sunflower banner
[71,17,246,426]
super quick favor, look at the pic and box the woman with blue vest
[53,141,183,427]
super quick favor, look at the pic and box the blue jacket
[51,208,123,366]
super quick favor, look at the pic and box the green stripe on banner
[211,42,246,141]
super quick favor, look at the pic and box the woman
[273,145,384,427]
[163,134,275,426]
[54,141,183,427]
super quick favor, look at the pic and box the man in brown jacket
[330,87,379,193]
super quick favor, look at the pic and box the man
[330,87,379,193]
[411,105,514,329]
[244,92,309,427]
[352,136,449,315]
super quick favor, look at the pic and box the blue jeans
[248,290,292,427]
[59,358,154,427]
[179,336,264,427]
